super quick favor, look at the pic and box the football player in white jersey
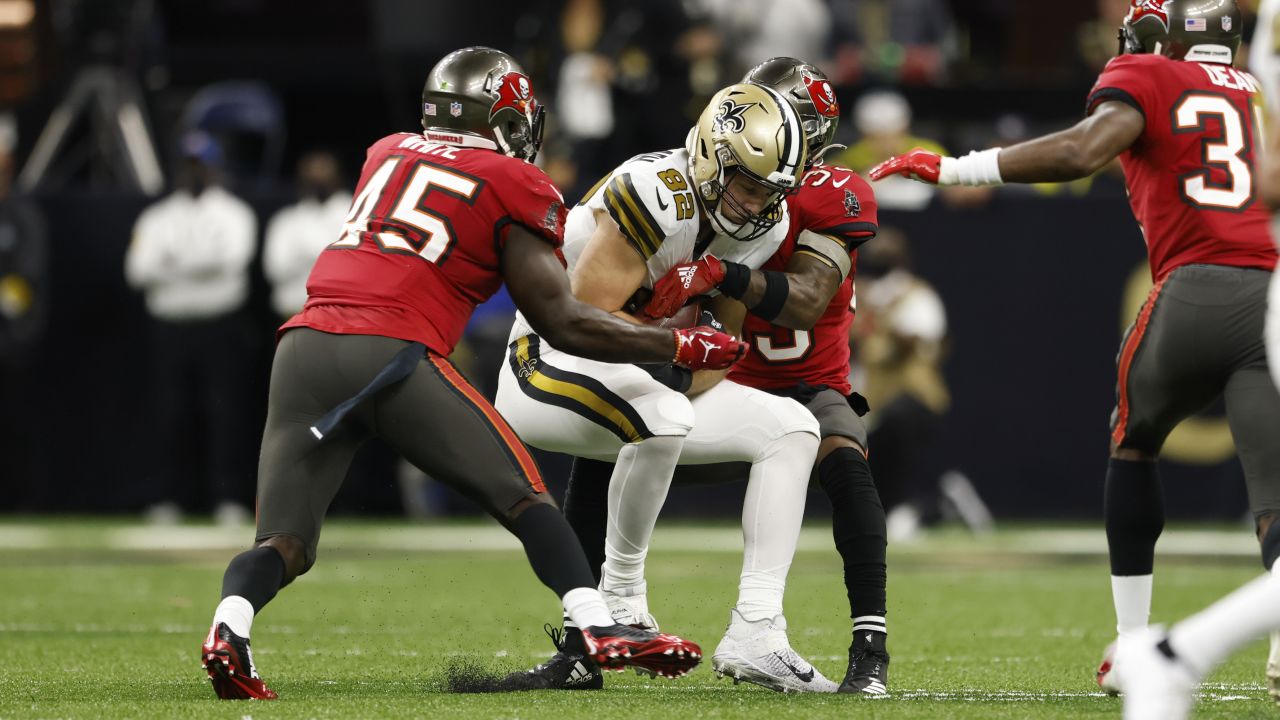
[495,83,838,691]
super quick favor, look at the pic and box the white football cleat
[1115,627,1198,720]
[712,609,838,693]
[601,584,659,631]
[1096,639,1121,695]
[1267,630,1280,704]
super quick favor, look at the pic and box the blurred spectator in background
[834,90,948,210]
[0,112,48,498]
[263,150,350,319]
[699,0,831,79]
[851,228,950,541]
[124,130,257,525]
[828,0,955,85]
[602,1,723,163]
[1078,0,1133,75]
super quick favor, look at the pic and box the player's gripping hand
[643,256,726,319]
[672,326,746,371]
[868,149,942,184]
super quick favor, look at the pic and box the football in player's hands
[868,149,942,184]
[672,326,746,371]
[644,256,727,319]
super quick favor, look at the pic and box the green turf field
[1,519,1274,719]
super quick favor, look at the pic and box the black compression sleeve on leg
[221,546,287,613]
[818,447,887,619]
[1104,458,1164,576]
[512,501,598,597]
[1260,515,1280,571]
[563,457,614,585]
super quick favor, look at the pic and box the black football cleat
[582,623,702,679]
[496,625,603,691]
[838,629,889,695]
[201,622,278,700]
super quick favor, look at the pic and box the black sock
[563,457,613,585]
[819,447,887,622]
[221,546,286,613]
[512,502,597,597]
[1104,458,1164,576]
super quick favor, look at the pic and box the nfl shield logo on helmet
[423,102,437,116]
[450,101,463,117]
[1222,15,1232,31]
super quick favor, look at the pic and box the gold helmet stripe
[756,83,805,182]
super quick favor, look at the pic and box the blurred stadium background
[0,0,1257,525]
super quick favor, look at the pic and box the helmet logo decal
[490,71,537,120]
[450,102,463,117]
[713,99,755,133]
[1129,0,1169,29]
[1222,15,1232,31]
[801,72,840,118]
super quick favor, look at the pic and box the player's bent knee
[257,535,308,584]
[505,493,557,525]
[818,434,866,464]
[646,391,695,436]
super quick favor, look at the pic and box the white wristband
[937,148,1003,187]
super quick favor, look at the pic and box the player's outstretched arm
[503,225,745,370]
[869,101,1144,186]
[643,250,842,331]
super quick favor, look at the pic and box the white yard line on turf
[0,524,1262,556]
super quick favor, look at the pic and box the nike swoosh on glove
[672,326,746,371]
[644,256,726,319]
[868,149,942,184]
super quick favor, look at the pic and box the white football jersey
[510,147,789,342]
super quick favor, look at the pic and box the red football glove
[643,256,726,319]
[672,326,747,371]
[868,149,943,184]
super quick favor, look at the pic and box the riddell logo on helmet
[1130,0,1170,28]
[801,72,840,118]
[489,72,537,120]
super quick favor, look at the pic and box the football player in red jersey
[870,0,1280,697]
[503,58,892,695]
[197,47,744,700]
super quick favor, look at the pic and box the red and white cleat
[1097,640,1120,695]
[582,623,702,679]
[201,622,279,700]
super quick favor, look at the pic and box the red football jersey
[282,132,566,354]
[1088,54,1277,281]
[729,164,878,395]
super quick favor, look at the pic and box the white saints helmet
[686,83,808,241]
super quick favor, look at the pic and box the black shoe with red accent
[201,622,278,700]
[581,623,702,678]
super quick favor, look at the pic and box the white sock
[601,545,647,592]
[213,595,255,639]
[1111,574,1153,637]
[599,435,684,594]
[562,587,614,629]
[1168,573,1280,678]
[735,430,817,622]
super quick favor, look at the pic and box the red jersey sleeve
[498,162,567,248]
[1087,54,1157,118]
